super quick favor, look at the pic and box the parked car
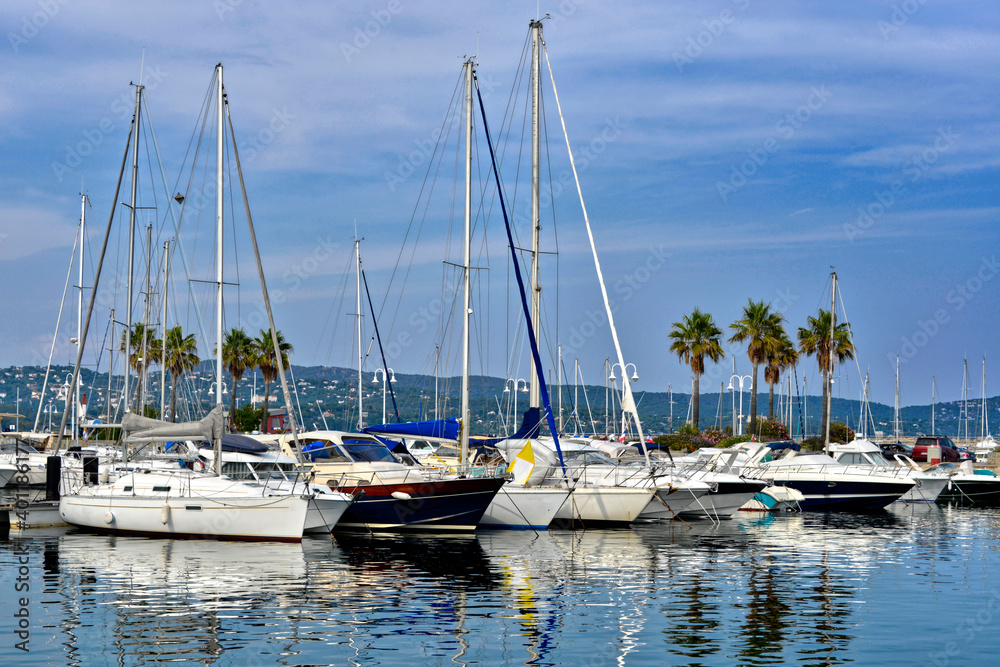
[957,447,975,462]
[878,442,913,461]
[911,436,961,463]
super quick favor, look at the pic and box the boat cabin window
[0,441,41,456]
[566,451,616,466]
[152,486,171,493]
[434,445,462,459]
[836,453,869,465]
[249,462,294,478]
[222,462,253,480]
[341,439,397,463]
[302,440,351,463]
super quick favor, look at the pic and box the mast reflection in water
[3,507,1000,665]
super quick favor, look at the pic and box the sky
[1,0,998,409]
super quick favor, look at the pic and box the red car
[911,436,961,463]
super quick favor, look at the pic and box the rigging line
[223,118,242,328]
[33,224,81,431]
[361,268,400,423]
[475,72,565,471]
[376,68,464,319]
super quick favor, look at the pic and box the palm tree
[765,333,799,420]
[797,309,855,442]
[222,327,256,430]
[163,326,200,422]
[254,329,292,433]
[120,323,161,411]
[729,300,784,437]
[668,308,725,429]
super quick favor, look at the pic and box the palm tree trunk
[692,372,700,429]
[229,374,239,432]
[750,361,759,436]
[821,369,829,442]
[260,380,271,433]
[768,381,775,420]
[170,373,178,423]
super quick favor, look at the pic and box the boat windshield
[0,441,41,456]
[925,463,958,473]
[341,440,398,463]
[566,451,617,466]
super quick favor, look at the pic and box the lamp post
[727,374,753,436]
[503,378,529,433]
[668,383,674,434]
[609,363,638,438]
[372,367,396,425]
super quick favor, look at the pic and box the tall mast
[139,223,152,411]
[460,58,473,464]
[214,62,224,475]
[160,240,170,419]
[75,193,86,442]
[355,238,363,430]
[124,83,143,414]
[894,356,900,441]
[963,358,970,442]
[557,344,563,433]
[931,376,936,434]
[982,357,988,439]
[528,19,542,410]
[824,271,836,453]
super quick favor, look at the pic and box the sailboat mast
[931,376,936,434]
[214,62,224,474]
[124,83,142,415]
[460,58,473,464]
[528,19,542,411]
[139,223,152,411]
[825,271,836,453]
[75,193,86,442]
[160,239,170,418]
[894,356,900,441]
[983,357,988,439]
[355,238,363,430]
[963,358,970,442]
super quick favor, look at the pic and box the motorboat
[929,461,1000,505]
[830,438,948,502]
[741,442,916,511]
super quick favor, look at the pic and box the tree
[797,309,855,444]
[764,332,799,419]
[163,326,200,422]
[668,308,725,429]
[120,323,161,412]
[222,328,256,430]
[729,300,783,437]
[254,329,292,433]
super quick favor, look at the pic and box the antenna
[139,48,145,86]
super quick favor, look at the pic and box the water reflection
[3,509,1000,665]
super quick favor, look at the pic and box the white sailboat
[974,357,997,462]
[57,64,320,541]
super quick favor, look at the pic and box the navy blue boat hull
[780,479,913,512]
[330,477,507,532]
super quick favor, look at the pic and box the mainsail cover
[122,405,224,443]
[365,418,460,443]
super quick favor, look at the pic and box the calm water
[2,503,998,666]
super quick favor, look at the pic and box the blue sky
[1,0,998,408]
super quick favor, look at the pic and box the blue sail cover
[365,418,460,441]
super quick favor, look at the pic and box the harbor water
[2,502,998,666]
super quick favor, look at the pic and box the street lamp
[727,374,753,436]
[503,378,529,433]
[372,368,396,425]
[608,363,638,438]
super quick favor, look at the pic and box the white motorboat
[830,439,948,502]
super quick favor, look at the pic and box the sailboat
[57,64,330,541]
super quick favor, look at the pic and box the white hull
[553,486,654,525]
[637,485,711,521]
[678,491,762,519]
[304,495,352,533]
[898,476,948,502]
[0,465,16,488]
[59,470,310,542]
[479,486,571,529]
[9,500,66,528]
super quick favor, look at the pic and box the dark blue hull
[333,477,506,532]
[783,479,913,512]
[937,479,1000,505]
